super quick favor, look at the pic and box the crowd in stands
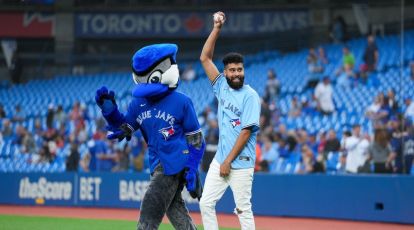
[1,33,414,175]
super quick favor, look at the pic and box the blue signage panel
[1,172,413,224]
[75,11,309,38]
[0,173,75,206]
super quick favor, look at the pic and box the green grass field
[0,215,238,230]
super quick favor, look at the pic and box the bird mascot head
[131,43,180,99]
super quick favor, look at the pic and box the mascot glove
[95,86,117,114]
[107,123,134,142]
[185,141,205,171]
[185,168,203,200]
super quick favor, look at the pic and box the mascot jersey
[123,92,201,175]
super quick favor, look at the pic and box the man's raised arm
[200,11,226,83]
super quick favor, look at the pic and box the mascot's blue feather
[132,43,178,75]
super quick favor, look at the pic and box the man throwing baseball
[199,11,261,230]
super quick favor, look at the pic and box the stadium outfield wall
[0,172,413,224]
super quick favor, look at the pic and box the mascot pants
[137,164,196,230]
[199,159,255,230]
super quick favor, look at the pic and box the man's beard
[226,76,244,90]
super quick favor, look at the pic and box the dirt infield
[0,205,413,230]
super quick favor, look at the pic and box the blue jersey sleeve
[183,97,201,135]
[212,73,225,99]
[124,98,141,131]
[241,93,261,133]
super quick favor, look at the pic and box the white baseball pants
[199,159,255,230]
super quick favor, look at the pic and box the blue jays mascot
[95,44,205,230]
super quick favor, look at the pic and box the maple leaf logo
[184,14,204,33]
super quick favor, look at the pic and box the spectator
[385,89,399,116]
[263,69,280,103]
[342,46,355,70]
[181,64,196,82]
[11,104,25,123]
[112,143,130,172]
[202,119,219,172]
[288,96,302,118]
[376,95,391,126]
[69,101,82,122]
[410,61,414,81]
[387,116,408,173]
[1,119,13,138]
[313,153,326,173]
[314,76,335,115]
[21,127,36,154]
[54,105,67,126]
[66,142,80,172]
[307,48,324,74]
[38,140,54,163]
[277,138,290,158]
[259,135,278,172]
[301,97,317,116]
[342,124,370,173]
[298,144,325,173]
[297,145,314,173]
[365,94,383,122]
[389,116,411,173]
[366,128,394,174]
[80,102,90,122]
[329,15,347,43]
[286,131,298,153]
[46,104,55,129]
[360,35,379,82]
[404,97,414,121]
[403,125,414,174]
[9,50,23,84]
[82,131,107,172]
[33,118,44,139]
[96,142,116,172]
[306,48,323,89]
[130,132,147,172]
[336,152,347,173]
[336,46,355,78]
[307,132,319,154]
[255,142,263,172]
[317,131,327,153]
[95,116,106,132]
[260,100,272,133]
[12,125,25,146]
[323,129,341,156]
[318,46,329,65]
[337,63,357,88]
[0,104,6,118]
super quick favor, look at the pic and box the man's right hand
[213,11,226,29]
[95,86,117,114]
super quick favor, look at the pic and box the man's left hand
[220,161,231,177]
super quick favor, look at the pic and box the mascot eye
[148,71,162,84]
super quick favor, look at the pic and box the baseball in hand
[213,13,224,23]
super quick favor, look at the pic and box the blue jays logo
[230,118,241,128]
[159,126,175,140]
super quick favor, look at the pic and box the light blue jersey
[212,74,261,169]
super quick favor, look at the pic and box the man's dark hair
[222,52,244,66]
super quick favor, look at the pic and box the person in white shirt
[404,98,414,121]
[342,124,370,173]
[314,76,335,115]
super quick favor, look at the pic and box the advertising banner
[0,12,55,38]
[75,10,309,38]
